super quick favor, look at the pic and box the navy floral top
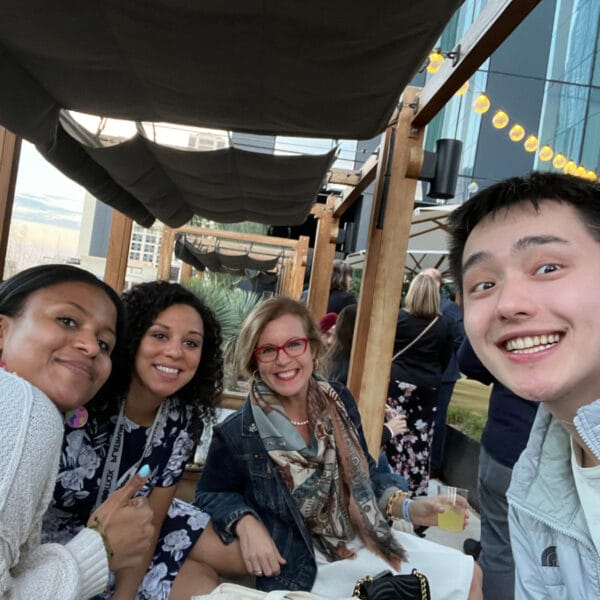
[49,396,197,528]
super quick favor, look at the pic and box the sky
[15,141,86,213]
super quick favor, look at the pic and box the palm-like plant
[186,275,260,390]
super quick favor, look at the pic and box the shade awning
[0,1,463,227]
[0,1,462,140]
[81,131,336,227]
[175,234,281,275]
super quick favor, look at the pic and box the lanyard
[95,400,166,509]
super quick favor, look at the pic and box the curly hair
[91,281,223,441]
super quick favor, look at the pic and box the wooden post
[307,196,339,320]
[349,87,425,456]
[347,127,392,398]
[157,226,175,281]
[288,235,309,299]
[103,210,132,292]
[0,127,21,280]
[180,261,193,284]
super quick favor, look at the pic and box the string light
[509,124,525,142]
[492,110,509,129]
[455,81,469,96]
[467,181,479,194]
[524,135,539,153]
[539,145,553,161]
[427,50,445,73]
[465,84,598,178]
[473,93,491,114]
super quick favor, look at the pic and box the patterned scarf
[250,376,406,568]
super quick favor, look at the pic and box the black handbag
[353,569,430,600]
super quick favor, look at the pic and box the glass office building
[422,0,600,204]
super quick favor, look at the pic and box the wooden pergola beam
[349,87,425,455]
[156,224,308,299]
[307,196,339,320]
[103,210,133,292]
[0,127,21,280]
[333,152,379,218]
[412,0,541,128]
[170,224,300,248]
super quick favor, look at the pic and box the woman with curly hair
[43,281,224,600]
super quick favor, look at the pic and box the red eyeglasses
[253,337,309,363]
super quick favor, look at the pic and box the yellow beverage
[437,506,465,532]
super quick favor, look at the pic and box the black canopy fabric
[0,0,462,227]
[84,133,337,227]
[0,1,461,139]
[174,234,280,276]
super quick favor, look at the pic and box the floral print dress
[385,378,440,497]
[42,397,210,600]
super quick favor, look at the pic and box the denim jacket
[195,381,401,592]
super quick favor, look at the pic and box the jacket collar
[508,401,600,539]
[574,399,600,462]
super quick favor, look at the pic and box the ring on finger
[255,568,263,576]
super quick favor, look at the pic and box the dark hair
[0,264,128,399]
[324,303,357,384]
[91,281,223,441]
[448,172,600,290]
[331,304,357,358]
[330,260,352,291]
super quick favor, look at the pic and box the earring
[313,358,320,372]
[252,369,263,383]
[64,406,88,429]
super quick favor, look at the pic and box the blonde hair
[236,296,325,377]
[404,274,440,319]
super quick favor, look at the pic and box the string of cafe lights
[425,50,598,182]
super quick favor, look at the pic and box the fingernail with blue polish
[138,464,150,477]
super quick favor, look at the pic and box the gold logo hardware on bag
[353,569,430,600]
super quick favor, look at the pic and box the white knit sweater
[0,369,108,599]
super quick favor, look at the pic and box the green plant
[447,405,486,442]
[185,275,260,390]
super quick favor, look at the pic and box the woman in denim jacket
[195,297,480,599]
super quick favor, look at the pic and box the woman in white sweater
[0,264,154,599]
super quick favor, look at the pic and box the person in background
[325,304,408,487]
[326,260,356,314]
[196,296,481,599]
[385,273,453,497]
[318,312,338,349]
[448,171,600,598]
[458,337,537,600]
[0,264,154,599]
[421,268,465,480]
[44,281,224,600]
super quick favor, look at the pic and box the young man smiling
[448,172,600,599]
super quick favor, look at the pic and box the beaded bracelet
[88,516,114,562]
[385,489,410,521]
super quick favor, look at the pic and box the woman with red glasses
[195,296,481,599]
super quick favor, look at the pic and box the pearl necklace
[290,418,309,426]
